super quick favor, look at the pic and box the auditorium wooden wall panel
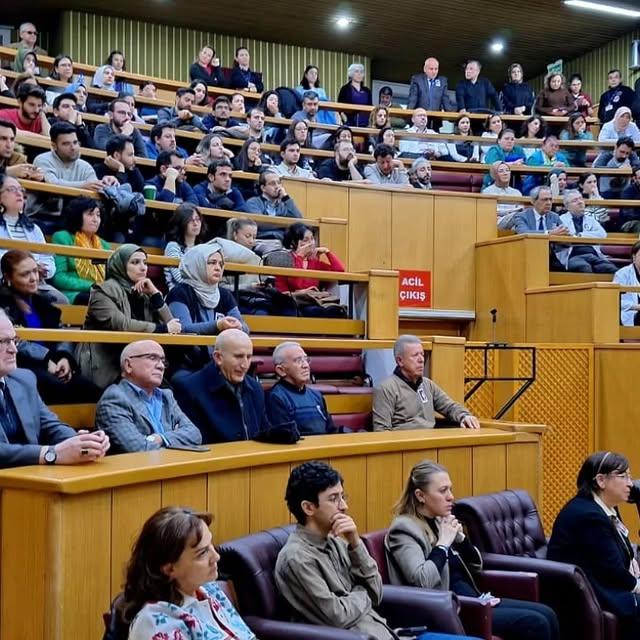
[330,456,367,529]
[318,219,348,268]
[282,180,308,214]
[366,270,399,339]
[472,445,507,495]
[162,475,208,511]
[507,441,542,503]
[348,190,392,272]
[438,447,473,499]
[208,469,250,543]
[249,463,292,531]
[402,449,438,479]
[305,183,350,222]
[429,338,466,403]
[391,193,434,271]
[366,452,404,531]
[61,10,370,97]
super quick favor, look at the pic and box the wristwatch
[44,446,57,465]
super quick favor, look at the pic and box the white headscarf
[179,242,223,308]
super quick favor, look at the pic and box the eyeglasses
[291,356,311,365]
[325,493,348,505]
[1,186,26,195]
[0,337,21,349]
[609,471,633,481]
[127,353,168,367]
[25,31,37,35]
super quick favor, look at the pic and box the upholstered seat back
[218,525,295,620]
[359,529,390,583]
[454,490,547,558]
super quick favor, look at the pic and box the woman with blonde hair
[386,460,560,640]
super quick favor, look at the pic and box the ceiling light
[336,17,353,29]
[490,41,505,54]
[564,1,640,18]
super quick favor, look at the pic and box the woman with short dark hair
[124,506,256,639]
[548,452,639,640]
[501,63,534,115]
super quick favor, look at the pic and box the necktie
[0,380,18,441]
[538,216,545,232]
[0,380,6,415]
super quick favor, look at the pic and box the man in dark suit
[173,329,271,443]
[0,311,109,467]
[407,57,454,112]
[95,340,202,453]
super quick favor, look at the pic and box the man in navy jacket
[173,329,270,443]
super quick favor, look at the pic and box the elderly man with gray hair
[558,190,616,273]
[267,341,335,435]
[95,339,202,453]
[372,335,479,431]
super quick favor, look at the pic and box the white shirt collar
[593,492,618,518]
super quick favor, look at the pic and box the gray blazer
[513,207,563,235]
[0,368,76,468]
[95,379,202,453]
[407,74,454,111]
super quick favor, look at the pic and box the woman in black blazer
[548,451,639,640]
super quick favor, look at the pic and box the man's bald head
[120,340,166,392]
[213,329,253,384]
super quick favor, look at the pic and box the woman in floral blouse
[124,506,256,640]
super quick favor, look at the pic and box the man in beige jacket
[372,335,480,431]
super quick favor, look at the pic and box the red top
[0,108,42,134]
[275,251,345,292]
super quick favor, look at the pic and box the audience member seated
[163,203,207,289]
[545,168,568,205]
[501,62,534,115]
[13,49,41,76]
[190,80,211,109]
[569,73,594,118]
[231,92,246,113]
[367,105,391,151]
[0,249,99,404]
[87,65,117,115]
[373,334,479,432]
[202,96,242,132]
[267,341,336,435]
[0,310,109,467]
[229,46,264,92]
[45,55,80,105]
[50,93,94,148]
[598,107,640,143]
[275,222,346,318]
[94,135,145,204]
[123,507,256,639]
[4,71,39,101]
[95,340,202,453]
[593,137,635,199]
[317,140,364,182]
[0,119,43,181]
[167,243,247,372]
[522,135,569,195]
[287,119,315,171]
[8,22,48,57]
[146,150,198,206]
[290,92,331,149]
[296,64,341,125]
[194,132,235,166]
[399,108,450,160]
[407,57,454,112]
[578,173,608,224]
[143,122,189,161]
[482,128,526,187]
[386,460,560,640]
[559,113,593,167]
[621,166,640,227]
[558,190,617,273]
[0,174,65,302]
[613,241,640,326]
[408,158,433,190]
[104,50,134,94]
[227,107,267,143]
[118,90,144,121]
[157,87,208,133]
[73,84,89,113]
[93,98,147,157]
[480,113,505,160]
[50,197,110,304]
[194,159,246,236]
[482,162,523,229]
[137,80,159,119]
[276,461,468,640]
[233,137,272,175]
[548,451,640,640]
[364,144,410,186]
[534,73,576,117]
[33,122,116,194]
[0,84,50,137]
[377,127,400,157]
[173,328,271,442]
[378,86,407,128]
[456,59,502,116]
[274,138,315,179]
[245,170,303,239]
[78,244,181,389]
[337,63,372,128]
[255,90,285,143]
[446,115,479,163]
[189,44,226,88]
[518,115,546,159]
[598,69,639,124]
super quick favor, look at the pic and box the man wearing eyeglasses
[267,341,336,435]
[95,339,201,453]
[0,311,109,467]
[8,22,48,58]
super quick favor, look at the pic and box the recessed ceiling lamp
[490,41,505,54]
[336,17,353,29]
[564,1,640,18]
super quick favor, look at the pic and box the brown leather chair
[454,490,618,640]
[218,525,473,638]
[360,528,539,640]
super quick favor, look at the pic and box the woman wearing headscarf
[598,107,640,143]
[13,49,40,75]
[87,64,117,115]
[166,242,247,373]
[78,244,181,388]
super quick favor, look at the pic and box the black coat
[189,62,226,88]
